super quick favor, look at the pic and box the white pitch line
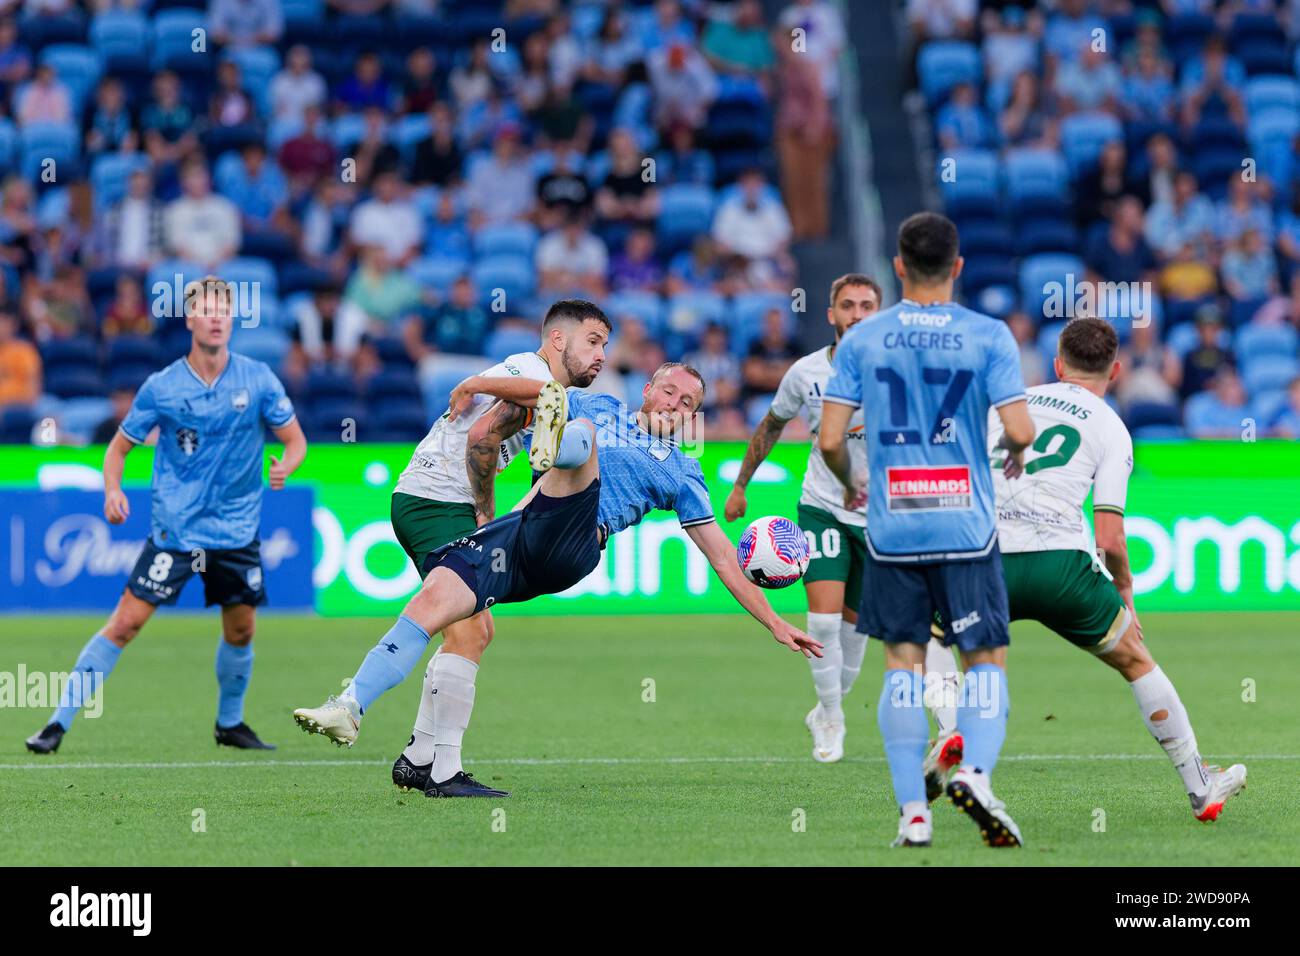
[0,753,1295,771]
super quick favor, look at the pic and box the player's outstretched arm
[817,401,865,510]
[103,431,135,524]
[448,375,549,421]
[994,400,1035,479]
[269,418,307,490]
[465,399,532,525]
[685,521,823,658]
[1094,509,1142,640]
[725,411,789,522]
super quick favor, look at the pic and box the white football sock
[430,652,478,784]
[839,619,868,697]
[806,613,843,722]
[402,648,440,766]
[1130,666,1209,798]
[924,639,960,738]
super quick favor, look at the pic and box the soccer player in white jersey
[377,299,609,797]
[986,317,1246,822]
[725,273,962,764]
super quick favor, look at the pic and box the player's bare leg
[805,579,847,762]
[213,603,275,750]
[293,566,478,747]
[25,591,156,754]
[1099,619,1246,822]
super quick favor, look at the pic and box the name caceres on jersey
[769,346,866,527]
[987,381,1134,554]
[395,351,552,504]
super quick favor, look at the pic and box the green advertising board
[3,440,1298,614]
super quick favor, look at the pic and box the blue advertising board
[0,489,315,611]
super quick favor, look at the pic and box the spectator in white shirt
[348,170,422,266]
[647,40,718,130]
[712,168,793,262]
[163,159,241,269]
[536,214,608,298]
[463,123,537,229]
[270,44,327,123]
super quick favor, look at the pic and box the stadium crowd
[0,0,847,444]
[910,0,1300,439]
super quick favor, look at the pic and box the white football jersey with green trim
[987,381,1133,554]
[395,351,552,504]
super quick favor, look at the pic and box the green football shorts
[391,493,479,579]
[1001,549,1128,653]
[796,503,867,611]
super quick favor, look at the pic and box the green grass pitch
[1,612,1296,866]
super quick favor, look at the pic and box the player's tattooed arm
[685,521,823,658]
[466,400,531,525]
[448,376,550,421]
[725,412,789,521]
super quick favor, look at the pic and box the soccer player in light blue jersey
[819,213,1036,848]
[25,277,307,755]
[294,363,821,796]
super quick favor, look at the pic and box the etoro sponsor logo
[885,466,973,511]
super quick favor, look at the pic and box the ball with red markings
[736,515,810,589]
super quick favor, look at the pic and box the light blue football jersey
[564,390,714,537]
[824,299,1025,562]
[119,352,297,551]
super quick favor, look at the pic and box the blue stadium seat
[221,256,279,302]
[1166,318,1226,359]
[603,290,664,336]
[392,112,432,164]
[58,397,113,439]
[1184,392,1245,436]
[664,290,725,350]
[917,41,980,105]
[107,335,162,368]
[89,10,149,69]
[90,153,150,211]
[304,401,367,442]
[41,338,99,372]
[1059,112,1122,177]
[1015,221,1079,257]
[408,255,469,296]
[40,44,103,114]
[367,368,422,404]
[1125,401,1182,431]
[1235,323,1299,364]
[471,255,535,310]
[1003,147,1070,200]
[372,401,429,443]
[1241,355,1300,395]
[0,119,16,174]
[959,222,1014,257]
[483,326,539,363]
[1131,424,1187,441]
[0,404,37,443]
[17,11,86,52]
[19,121,81,180]
[151,10,209,73]
[1019,254,1086,319]
[1245,76,1300,115]
[657,184,715,255]
[729,292,793,354]
[223,46,280,116]
[304,367,358,402]
[228,325,290,368]
[1253,388,1291,428]
[45,368,106,400]
[1165,13,1215,63]
[373,335,414,370]
[329,112,370,150]
[473,222,538,260]
[960,258,1017,300]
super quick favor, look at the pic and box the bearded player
[986,316,1246,822]
[724,273,963,764]
[380,299,608,797]
[294,364,821,796]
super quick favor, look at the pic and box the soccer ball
[737,516,810,589]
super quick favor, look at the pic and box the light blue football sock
[51,634,122,730]
[555,419,594,468]
[877,667,930,807]
[215,640,254,728]
[957,663,1009,773]
[347,615,431,714]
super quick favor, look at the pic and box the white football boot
[293,694,361,747]
[1191,764,1247,822]
[923,731,964,803]
[528,380,568,473]
[891,810,933,848]
[946,767,1023,847]
[805,705,845,763]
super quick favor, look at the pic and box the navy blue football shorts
[126,538,267,607]
[423,478,602,613]
[857,543,1010,652]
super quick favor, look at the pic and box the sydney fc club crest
[231,388,249,412]
[176,427,199,456]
